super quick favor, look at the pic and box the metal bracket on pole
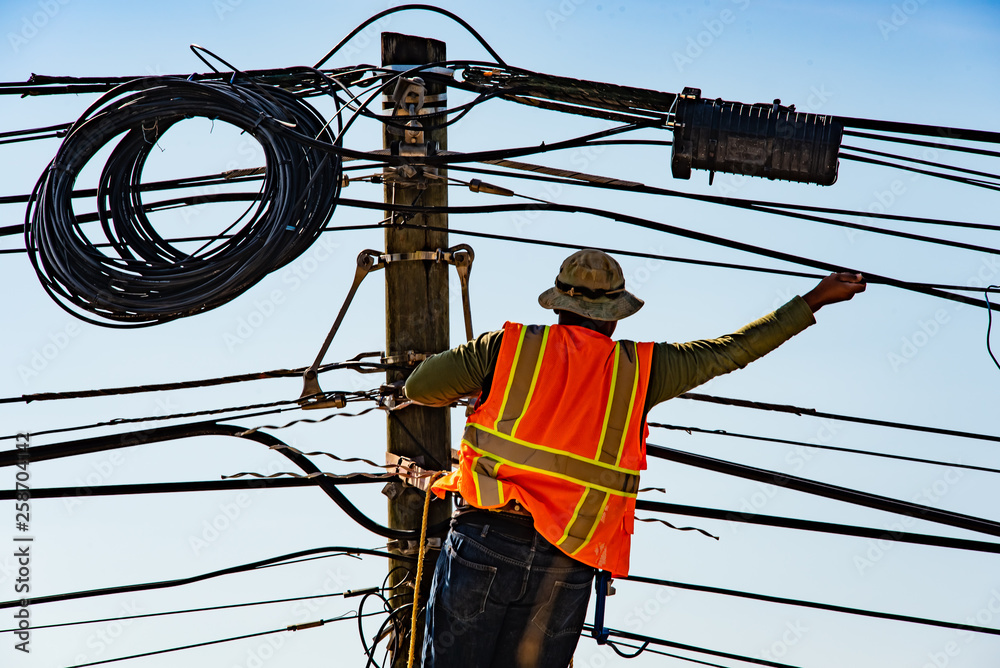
[377,243,476,344]
[300,249,383,408]
[300,245,476,408]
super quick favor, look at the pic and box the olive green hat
[537,249,644,321]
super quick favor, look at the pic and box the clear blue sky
[2,1,1000,667]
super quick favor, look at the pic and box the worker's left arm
[644,273,866,409]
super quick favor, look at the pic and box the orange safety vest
[432,321,654,576]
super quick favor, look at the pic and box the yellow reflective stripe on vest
[472,455,504,507]
[558,488,610,555]
[595,342,638,467]
[464,424,640,496]
[495,326,548,436]
[606,341,639,468]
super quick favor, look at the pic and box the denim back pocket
[531,579,592,638]
[439,532,498,622]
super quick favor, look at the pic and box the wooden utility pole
[382,32,450,667]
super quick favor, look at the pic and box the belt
[453,508,537,542]
[455,497,531,517]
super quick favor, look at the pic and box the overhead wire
[580,624,800,668]
[312,4,509,69]
[67,609,378,668]
[634,499,1000,555]
[0,476,372,501]
[342,197,1000,311]
[841,143,1000,182]
[0,352,398,406]
[404,219,996,294]
[987,285,1000,371]
[648,422,1000,474]
[0,422,450,541]
[579,636,737,668]
[619,573,1000,638]
[0,391,376,442]
[0,546,411,610]
[442,159,1000,234]
[0,588,367,633]
[840,150,1000,191]
[646,441,1000,539]
[675,392,1000,445]
[843,128,1000,158]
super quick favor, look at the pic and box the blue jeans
[421,513,594,668]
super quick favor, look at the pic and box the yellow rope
[407,477,441,668]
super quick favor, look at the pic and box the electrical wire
[66,609,377,668]
[0,422,451,541]
[0,406,291,442]
[25,77,343,327]
[406,220,997,294]
[987,285,1000,371]
[0,588,360,633]
[676,392,1000,444]
[0,392,376,443]
[843,128,1000,158]
[619,574,1000,638]
[841,143,1000,182]
[0,476,375,502]
[312,4,509,69]
[634,500,1000,555]
[0,546,410,610]
[648,422,1000,475]
[0,353,399,406]
[581,624,799,668]
[341,196,1000,311]
[581,636,736,668]
[840,150,1000,191]
[646,442,1000,539]
[444,159,1000,234]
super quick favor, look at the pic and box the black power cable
[25,77,342,327]
[649,422,1000,474]
[619,574,1000,638]
[646,442,1000,539]
[987,285,1000,371]
[0,422,449,541]
[0,546,411,610]
[581,624,799,668]
[340,197,1000,311]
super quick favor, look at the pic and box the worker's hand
[378,380,410,410]
[802,272,867,313]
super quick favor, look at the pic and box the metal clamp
[300,249,383,405]
[300,244,476,407]
[381,351,431,366]
[387,537,442,557]
[385,452,439,492]
[375,244,475,343]
[592,570,615,645]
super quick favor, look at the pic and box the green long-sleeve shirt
[405,296,816,417]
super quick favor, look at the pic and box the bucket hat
[537,249,644,321]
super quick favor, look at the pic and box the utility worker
[404,249,866,668]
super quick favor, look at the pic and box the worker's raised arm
[802,272,867,313]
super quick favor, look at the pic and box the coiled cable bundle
[25,77,342,327]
